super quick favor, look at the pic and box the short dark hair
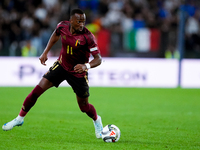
[70,8,84,16]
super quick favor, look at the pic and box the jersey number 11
[67,45,73,55]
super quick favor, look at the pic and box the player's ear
[69,16,73,23]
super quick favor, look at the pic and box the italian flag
[123,28,160,52]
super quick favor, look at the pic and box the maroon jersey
[55,21,100,78]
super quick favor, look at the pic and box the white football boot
[93,115,103,139]
[2,118,24,131]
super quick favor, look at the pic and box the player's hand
[39,53,48,66]
[74,64,87,73]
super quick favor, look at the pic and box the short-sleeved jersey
[55,21,100,78]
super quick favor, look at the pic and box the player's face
[70,13,86,34]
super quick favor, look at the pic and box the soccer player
[2,8,103,139]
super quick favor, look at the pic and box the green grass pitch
[0,87,200,150]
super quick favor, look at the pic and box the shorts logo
[83,91,89,97]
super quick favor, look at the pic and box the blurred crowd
[0,0,200,58]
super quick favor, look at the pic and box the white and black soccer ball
[101,124,121,142]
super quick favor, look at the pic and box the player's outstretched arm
[39,30,60,65]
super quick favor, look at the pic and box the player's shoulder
[83,27,95,40]
[57,21,70,27]
[83,27,93,35]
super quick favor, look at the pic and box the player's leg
[19,78,54,117]
[76,95,103,139]
[2,61,64,131]
[2,78,53,131]
[76,95,97,120]
[67,71,103,138]
[66,72,98,120]
[66,71,103,138]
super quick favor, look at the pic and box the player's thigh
[38,77,54,91]
[43,61,66,87]
[66,74,89,98]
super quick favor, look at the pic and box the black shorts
[43,61,89,98]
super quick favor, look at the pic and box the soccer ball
[101,124,121,142]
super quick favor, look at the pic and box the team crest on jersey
[75,39,80,46]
